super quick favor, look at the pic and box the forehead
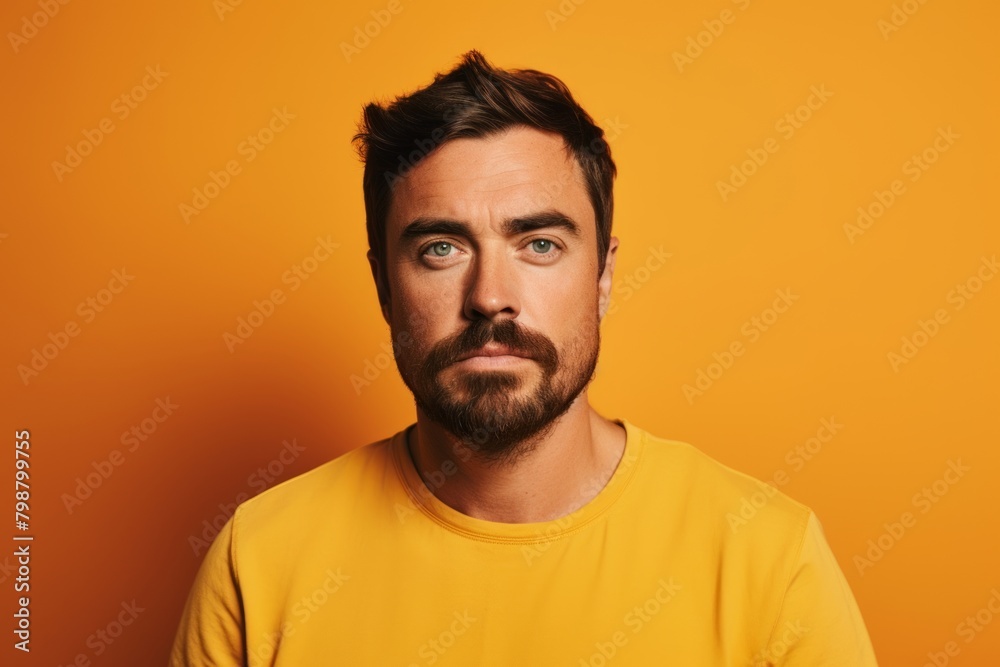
[385,125,594,239]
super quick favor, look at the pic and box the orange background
[1,0,998,664]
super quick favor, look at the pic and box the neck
[406,396,626,523]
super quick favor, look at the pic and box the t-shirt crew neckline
[389,418,644,544]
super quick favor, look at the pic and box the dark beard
[394,317,599,466]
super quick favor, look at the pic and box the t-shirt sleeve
[170,513,246,666]
[763,511,879,666]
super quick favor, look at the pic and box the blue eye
[427,242,453,257]
[531,239,553,253]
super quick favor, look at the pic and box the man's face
[372,125,617,463]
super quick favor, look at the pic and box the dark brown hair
[352,50,617,306]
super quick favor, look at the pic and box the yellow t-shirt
[171,419,878,666]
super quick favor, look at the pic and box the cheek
[529,270,598,322]
[389,292,448,360]
[561,300,599,345]
[390,261,467,332]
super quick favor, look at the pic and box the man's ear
[597,236,619,320]
[366,249,391,325]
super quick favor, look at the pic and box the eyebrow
[399,210,582,244]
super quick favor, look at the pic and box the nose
[463,243,521,322]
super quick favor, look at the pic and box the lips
[454,343,531,362]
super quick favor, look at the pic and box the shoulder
[625,422,830,637]
[231,432,399,544]
[627,420,814,543]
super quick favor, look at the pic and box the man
[172,51,879,666]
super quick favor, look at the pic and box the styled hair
[352,50,617,306]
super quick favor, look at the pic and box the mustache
[423,319,559,375]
